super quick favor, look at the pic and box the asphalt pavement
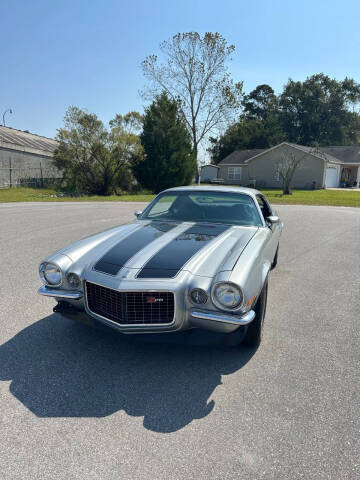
[0,201,359,480]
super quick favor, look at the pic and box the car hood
[57,220,258,279]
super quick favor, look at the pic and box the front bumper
[38,285,255,334]
[189,309,255,329]
[38,285,83,300]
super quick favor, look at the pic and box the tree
[242,84,277,121]
[275,151,303,195]
[109,111,143,135]
[141,32,243,166]
[209,84,285,163]
[54,107,143,195]
[134,92,196,193]
[279,74,360,145]
[209,117,285,163]
[275,146,321,194]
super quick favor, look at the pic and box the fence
[0,158,62,188]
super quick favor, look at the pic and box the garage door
[325,165,340,188]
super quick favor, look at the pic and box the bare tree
[275,151,302,194]
[141,32,243,167]
[275,147,322,194]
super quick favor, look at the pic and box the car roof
[162,185,262,197]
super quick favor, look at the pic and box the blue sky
[1,0,359,139]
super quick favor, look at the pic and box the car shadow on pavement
[0,314,255,433]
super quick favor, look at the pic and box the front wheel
[242,279,268,347]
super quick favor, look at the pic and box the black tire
[243,279,268,347]
[271,245,279,270]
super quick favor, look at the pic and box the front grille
[85,282,175,325]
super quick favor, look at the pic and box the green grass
[0,187,155,203]
[0,186,359,207]
[260,188,360,207]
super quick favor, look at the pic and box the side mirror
[267,215,280,224]
[134,210,143,218]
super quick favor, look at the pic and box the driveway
[0,202,359,480]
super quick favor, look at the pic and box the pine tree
[134,93,196,192]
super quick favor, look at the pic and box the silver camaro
[38,186,283,347]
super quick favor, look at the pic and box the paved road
[0,202,359,480]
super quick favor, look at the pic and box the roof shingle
[218,148,266,165]
[319,146,360,164]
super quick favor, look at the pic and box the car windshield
[141,190,263,227]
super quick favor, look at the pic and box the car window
[142,191,263,227]
[145,194,177,218]
[256,194,272,219]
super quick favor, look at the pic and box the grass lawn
[260,189,360,207]
[0,186,359,207]
[0,187,154,203]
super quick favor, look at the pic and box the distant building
[200,164,220,182]
[217,142,360,189]
[0,126,61,187]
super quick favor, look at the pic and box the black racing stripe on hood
[94,222,177,275]
[137,223,230,279]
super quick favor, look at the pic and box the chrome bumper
[38,285,83,300]
[189,309,255,332]
[190,309,255,325]
[38,285,255,334]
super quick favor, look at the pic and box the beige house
[216,143,360,189]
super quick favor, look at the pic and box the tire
[242,279,268,347]
[271,245,279,270]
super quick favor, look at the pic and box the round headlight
[66,272,80,289]
[190,288,208,305]
[212,282,243,310]
[39,262,62,286]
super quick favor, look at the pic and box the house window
[228,166,242,180]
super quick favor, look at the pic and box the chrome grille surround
[85,281,175,326]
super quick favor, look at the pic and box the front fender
[215,228,272,308]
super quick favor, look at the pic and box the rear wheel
[242,279,268,347]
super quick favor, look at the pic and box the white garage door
[325,165,340,188]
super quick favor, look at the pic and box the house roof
[319,146,360,164]
[0,126,58,156]
[218,143,360,166]
[286,143,343,164]
[218,149,266,165]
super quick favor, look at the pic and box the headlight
[39,262,62,286]
[189,288,208,305]
[212,282,243,310]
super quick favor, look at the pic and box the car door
[256,194,280,262]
